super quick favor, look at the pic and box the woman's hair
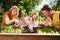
[18,11,25,18]
[8,5,19,19]
[41,4,52,11]
[2,5,19,25]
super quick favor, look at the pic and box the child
[29,12,39,33]
[14,11,30,32]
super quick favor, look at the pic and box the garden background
[0,0,60,34]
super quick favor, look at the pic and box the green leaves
[39,17,46,24]
[38,27,59,34]
[51,0,60,11]
[18,0,42,16]
[0,25,60,34]
[0,25,22,33]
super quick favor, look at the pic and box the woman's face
[11,9,17,16]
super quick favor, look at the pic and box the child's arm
[45,19,52,27]
[13,20,20,28]
[23,18,30,27]
[5,15,16,25]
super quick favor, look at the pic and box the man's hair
[41,4,52,11]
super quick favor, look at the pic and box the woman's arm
[5,16,16,25]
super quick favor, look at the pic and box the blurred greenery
[0,0,60,33]
[0,0,42,23]
[37,27,60,34]
[0,25,22,33]
[51,0,60,11]
[0,0,42,16]
[0,6,4,23]
[39,16,46,24]
[0,25,60,34]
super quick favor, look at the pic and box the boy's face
[20,14,25,19]
[42,10,49,17]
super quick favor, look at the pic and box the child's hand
[14,20,20,28]
[45,21,52,27]
[12,19,18,21]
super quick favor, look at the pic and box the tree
[51,0,60,11]
[0,0,42,16]
[0,0,42,23]
[18,0,42,16]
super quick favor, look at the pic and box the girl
[29,12,39,33]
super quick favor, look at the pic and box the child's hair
[18,11,25,18]
[41,4,52,11]
[32,12,39,20]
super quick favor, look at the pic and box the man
[41,4,60,28]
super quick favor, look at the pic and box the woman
[29,12,39,33]
[2,5,19,25]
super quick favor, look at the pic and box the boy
[14,11,30,33]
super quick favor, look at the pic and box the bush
[37,27,60,34]
[0,25,22,33]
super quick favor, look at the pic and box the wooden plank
[0,33,60,40]
[0,35,60,40]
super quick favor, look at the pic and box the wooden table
[0,33,60,40]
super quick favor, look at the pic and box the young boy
[14,11,30,33]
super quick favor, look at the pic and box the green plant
[0,25,22,33]
[39,17,46,24]
[37,27,59,34]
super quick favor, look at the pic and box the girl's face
[11,9,17,16]
[32,14,37,20]
[32,13,38,20]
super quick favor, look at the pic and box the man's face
[42,10,49,17]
